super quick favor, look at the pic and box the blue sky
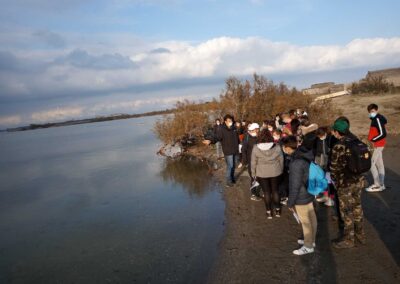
[0,0,400,126]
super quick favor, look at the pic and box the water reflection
[159,156,214,198]
[0,118,224,284]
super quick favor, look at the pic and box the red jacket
[368,113,387,147]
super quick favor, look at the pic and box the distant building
[302,82,345,96]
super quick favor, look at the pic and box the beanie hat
[332,120,349,133]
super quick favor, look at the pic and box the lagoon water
[0,117,225,283]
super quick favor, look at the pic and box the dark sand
[207,135,400,284]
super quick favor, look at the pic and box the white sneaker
[316,195,328,203]
[324,198,334,207]
[365,184,384,192]
[380,184,386,191]
[293,245,314,255]
[297,239,316,247]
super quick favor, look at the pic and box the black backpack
[344,138,371,175]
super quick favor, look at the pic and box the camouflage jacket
[330,136,365,188]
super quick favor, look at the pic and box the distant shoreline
[2,109,174,133]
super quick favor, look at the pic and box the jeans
[371,147,385,186]
[225,155,236,183]
[215,142,223,158]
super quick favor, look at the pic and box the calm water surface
[0,117,225,284]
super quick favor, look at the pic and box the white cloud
[31,106,84,122]
[1,35,400,124]
[3,35,400,99]
[0,115,22,126]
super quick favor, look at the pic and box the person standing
[282,136,317,255]
[251,129,284,219]
[213,119,223,159]
[314,127,335,207]
[330,120,366,249]
[365,103,388,192]
[204,114,240,187]
[240,123,262,201]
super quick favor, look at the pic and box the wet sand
[207,135,400,284]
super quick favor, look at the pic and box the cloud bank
[1,34,400,126]
[1,36,400,99]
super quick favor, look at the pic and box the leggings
[258,176,280,211]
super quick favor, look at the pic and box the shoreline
[2,109,174,133]
[184,136,400,283]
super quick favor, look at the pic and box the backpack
[307,162,328,195]
[344,138,372,175]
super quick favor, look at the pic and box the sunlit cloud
[31,106,84,123]
[2,36,400,101]
[1,34,400,127]
[0,115,22,126]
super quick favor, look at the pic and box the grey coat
[251,144,284,178]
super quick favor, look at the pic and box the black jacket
[314,134,333,156]
[241,134,257,165]
[369,113,387,142]
[212,124,240,156]
[287,146,315,208]
[213,124,221,136]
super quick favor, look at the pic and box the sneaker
[316,195,328,203]
[250,195,262,201]
[324,198,334,207]
[266,211,273,219]
[275,209,281,218]
[297,239,316,247]
[280,198,288,206]
[225,182,234,188]
[365,184,383,192]
[293,246,314,255]
[380,184,386,191]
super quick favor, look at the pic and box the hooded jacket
[287,146,315,208]
[212,124,240,156]
[368,113,387,147]
[251,143,284,178]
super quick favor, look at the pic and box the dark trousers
[279,172,289,198]
[258,176,281,211]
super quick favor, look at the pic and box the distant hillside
[302,67,400,96]
[366,67,400,87]
[329,92,400,136]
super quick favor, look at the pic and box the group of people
[203,104,388,256]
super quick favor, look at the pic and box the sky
[0,0,400,127]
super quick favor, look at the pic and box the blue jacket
[287,146,315,208]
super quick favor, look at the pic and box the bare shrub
[154,100,209,144]
[351,75,394,94]
[154,74,342,144]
